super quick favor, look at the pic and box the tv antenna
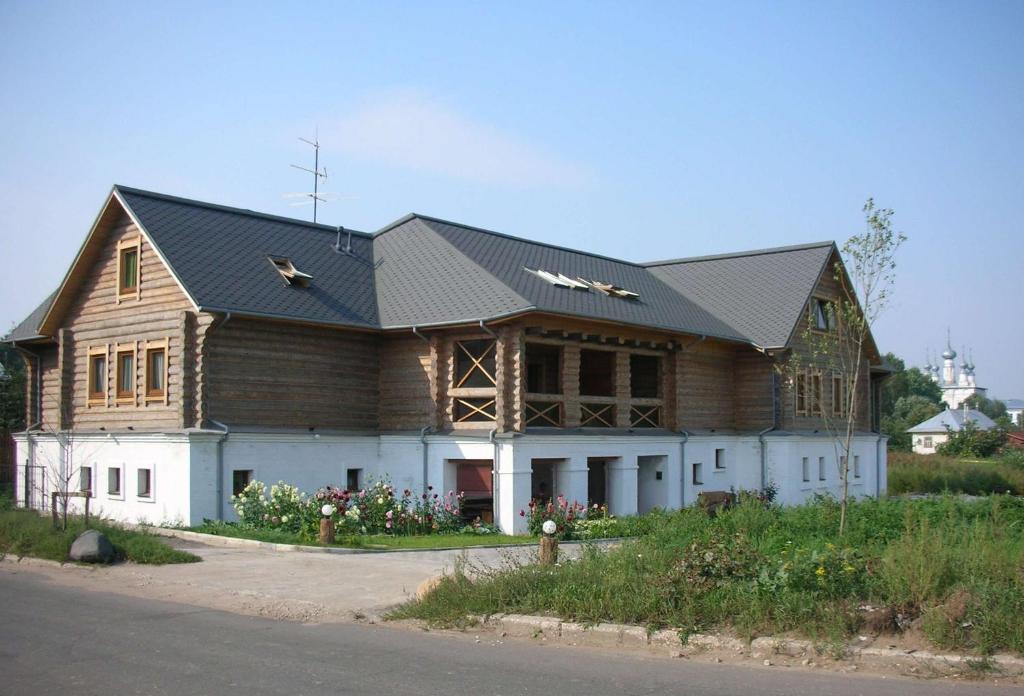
[290,134,328,223]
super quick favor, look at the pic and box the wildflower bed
[392,495,1024,656]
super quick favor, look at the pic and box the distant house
[1005,399,1024,428]
[4,185,892,533]
[907,409,997,455]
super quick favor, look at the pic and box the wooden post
[319,517,335,545]
[539,536,558,565]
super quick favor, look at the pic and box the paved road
[0,572,1010,696]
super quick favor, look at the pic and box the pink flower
[385,521,392,529]
[520,510,525,517]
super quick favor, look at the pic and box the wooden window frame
[87,345,109,407]
[832,373,845,417]
[144,338,169,404]
[116,237,142,303]
[794,372,807,416]
[115,342,137,405]
[809,296,834,332]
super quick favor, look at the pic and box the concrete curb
[150,527,629,555]
[477,613,1024,676]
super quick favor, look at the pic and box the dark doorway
[531,459,558,503]
[587,458,608,506]
[454,459,493,524]
[526,343,562,394]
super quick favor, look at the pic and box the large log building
[5,186,889,532]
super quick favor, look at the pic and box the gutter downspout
[412,325,428,343]
[758,367,780,491]
[209,419,229,520]
[875,434,884,498]
[678,430,689,506]
[23,420,41,508]
[478,319,498,340]
[420,426,432,494]
[489,427,499,527]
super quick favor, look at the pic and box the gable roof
[1004,399,1024,410]
[907,408,997,433]
[3,290,57,342]
[645,241,836,349]
[9,185,869,352]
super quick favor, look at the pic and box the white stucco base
[911,432,948,455]
[13,429,888,533]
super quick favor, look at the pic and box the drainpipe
[758,369,780,491]
[412,325,428,343]
[875,434,884,497]
[478,319,498,340]
[678,429,689,506]
[209,419,229,520]
[488,427,499,526]
[420,426,432,494]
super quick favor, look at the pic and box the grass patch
[0,503,199,565]
[391,495,1024,656]
[888,451,1024,496]
[190,519,530,550]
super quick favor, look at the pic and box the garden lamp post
[539,519,558,565]
[320,504,336,544]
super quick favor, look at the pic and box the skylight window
[269,256,313,287]
[523,267,639,300]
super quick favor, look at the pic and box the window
[232,470,253,496]
[832,374,845,417]
[455,339,496,388]
[811,298,833,331]
[116,237,142,302]
[923,436,933,448]
[88,348,107,404]
[137,468,152,498]
[107,467,121,496]
[854,455,861,479]
[655,471,663,481]
[692,462,704,486]
[801,457,810,482]
[116,348,135,401]
[80,466,93,496]
[795,373,807,415]
[630,354,660,398]
[525,343,562,394]
[145,343,167,401]
[795,370,823,417]
[715,448,726,470]
[269,256,313,287]
[818,456,826,482]
[580,349,615,397]
[346,468,362,492]
[810,373,823,416]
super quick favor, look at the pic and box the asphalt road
[0,572,1010,696]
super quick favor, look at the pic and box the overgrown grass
[0,503,199,565]
[392,496,1024,656]
[888,451,1024,496]
[191,519,530,550]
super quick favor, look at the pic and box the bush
[937,421,1007,458]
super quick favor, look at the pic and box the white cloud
[331,90,592,188]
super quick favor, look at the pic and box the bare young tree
[787,199,905,535]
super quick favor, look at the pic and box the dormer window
[269,256,313,287]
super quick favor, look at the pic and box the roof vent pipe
[335,226,353,255]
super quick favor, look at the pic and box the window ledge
[144,395,166,403]
[115,397,135,405]
[712,468,727,474]
[107,493,125,501]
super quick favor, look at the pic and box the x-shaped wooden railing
[581,403,614,427]
[526,401,562,427]
[455,341,496,388]
[455,397,496,422]
[630,405,660,428]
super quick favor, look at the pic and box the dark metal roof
[13,186,846,349]
[117,187,379,330]
[646,241,835,348]
[3,290,57,342]
[419,217,746,341]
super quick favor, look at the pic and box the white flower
[321,504,335,517]
[542,520,557,536]
[281,515,289,523]
[377,497,384,504]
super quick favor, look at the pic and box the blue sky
[1,1,1021,396]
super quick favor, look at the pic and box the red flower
[519,510,525,517]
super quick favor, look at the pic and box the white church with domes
[922,338,986,409]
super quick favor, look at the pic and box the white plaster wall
[1008,408,1023,427]
[767,435,884,506]
[14,432,194,526]
[911,432,948,455]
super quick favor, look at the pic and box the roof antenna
[289,131,328,223]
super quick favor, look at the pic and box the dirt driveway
[0,536,568,623]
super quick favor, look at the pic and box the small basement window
[346,468,362,492]
[818,456,826,482]
[801,457,810,482]
[692,462,704,486]
[137,468,153,498]
[715,448,725,470]
[80,466,93,496]
[107,467,121,496]
[269,256,313,287]
[232,470,253,496]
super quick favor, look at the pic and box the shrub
[669,530,763,591]
[937,421,1007,458]
[522,496,586,539]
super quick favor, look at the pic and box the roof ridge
[113,185,373,238]
[643,240,836,267]
[410,213,646,268]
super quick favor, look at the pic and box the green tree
[937,420,1007,458]
[882,394,943,452]
[784,199,906,536]
[0,345,26,432]
[963,394,1007,421]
